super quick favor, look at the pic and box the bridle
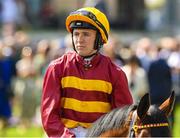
[128,110,169,137]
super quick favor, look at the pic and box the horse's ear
[137,93,150,119]
[159,91,175,117]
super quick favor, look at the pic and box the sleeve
[41,63,74,137]
[111,68,133,108]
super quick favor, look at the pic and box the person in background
[122,55,149,103]
[41,7,133,137]
[1,0,19,37]
[103,34,124,67]
[15,46,37,129]
[0,42,15,132]
[148,57,172,106]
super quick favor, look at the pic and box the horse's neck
[99,109,135,137]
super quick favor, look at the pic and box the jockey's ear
[159,91,175,117]
[137,93,150,119]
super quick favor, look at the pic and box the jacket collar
[75,52,101,70]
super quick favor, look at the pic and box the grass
[173,103,180,137]
[0,104,180,137]
[0,126,44,137]
[3,127,43,137]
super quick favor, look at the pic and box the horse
[86,91,175,137]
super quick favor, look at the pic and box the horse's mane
[86,105,137,137]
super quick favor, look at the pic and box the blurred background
[0,0,179,137]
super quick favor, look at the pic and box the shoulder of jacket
[100,54,111,63]
[49,52,75,66]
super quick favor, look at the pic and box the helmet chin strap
[81,51,98,59]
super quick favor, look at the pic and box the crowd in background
[0,29,179,135]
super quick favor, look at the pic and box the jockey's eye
[73,32,79,36]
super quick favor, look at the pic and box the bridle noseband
[129,110,169,137]
[132,122,169,132]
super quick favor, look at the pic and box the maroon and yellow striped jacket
[41,52,133,137]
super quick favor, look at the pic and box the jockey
[41,7,133,137]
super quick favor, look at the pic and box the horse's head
[129,91,175,137]
[86,91,175,137]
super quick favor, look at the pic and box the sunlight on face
[73,29,97,57]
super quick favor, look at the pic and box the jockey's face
[73,29,97,57]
